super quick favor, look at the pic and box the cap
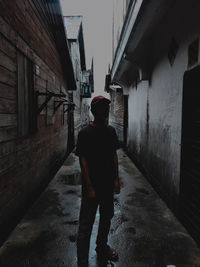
[91,95,111,106]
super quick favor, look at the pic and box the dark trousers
[77,190,114,266]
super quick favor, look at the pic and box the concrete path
[0,150,200,267]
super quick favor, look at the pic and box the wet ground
[0,150,200,267]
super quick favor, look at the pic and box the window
[45,79,56,126]
[76,60,79,81]
[17,51,37,137]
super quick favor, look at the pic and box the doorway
[180,66,200,245]
[123,95,129,149]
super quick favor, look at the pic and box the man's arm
[114,151,120,194]
[80,156,96,198]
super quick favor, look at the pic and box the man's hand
[80,156,95,198]
[87,185,96,198]
[114,178,120,194]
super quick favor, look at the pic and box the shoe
[96,245,119,261]
[78,262,88,267]
[77,259,88,267]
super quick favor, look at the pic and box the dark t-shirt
[75,123,119,195]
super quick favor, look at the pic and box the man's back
[76,123,119,194]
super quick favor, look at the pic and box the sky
[60,0,114,97]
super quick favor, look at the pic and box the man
[76,95,120,267]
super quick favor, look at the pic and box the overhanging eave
[111,0,175,86]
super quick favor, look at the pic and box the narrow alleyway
[0,150,200,267]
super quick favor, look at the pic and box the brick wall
[0,0,72,244]
[109,89,124,145]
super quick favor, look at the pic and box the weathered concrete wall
[127,0,200,210]
[128,61,183,209]
[127,81,149,171]
[0,0,71,244]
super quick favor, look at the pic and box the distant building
[112,0,130,61]
[105,0,130,146]
[0,0,76,244]
[64,16,94,142]
[109,0,200,245]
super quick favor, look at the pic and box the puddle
[114,210,121,215]
[110,228,115,234]
[59,173,81,185]
[126,227,136,235]
[64,220,79,225]
[69,235,77,242]
[136,188,149,195]
[113,213,129,231]
[64,189,77,195]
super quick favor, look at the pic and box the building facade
[105,0,130,146]
[110,0,200,244]
[112,0,130,62]
[64,16,94,143]
[0,0,76,244]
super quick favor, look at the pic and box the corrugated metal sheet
[29,0,76,90]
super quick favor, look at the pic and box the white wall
[126,0,200,208]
